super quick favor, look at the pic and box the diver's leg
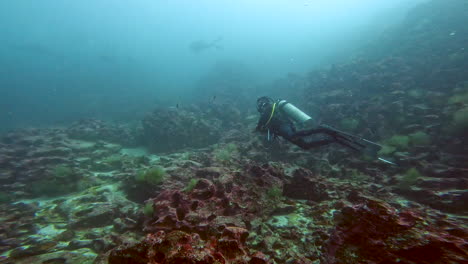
[275,123,296,139]
[277,124,357,150]
[292,129,364,151]
[280,126,332,149]
[290,137,335,150]
[292,135,363,151]
[293,128,329,137]
[332,138,362,151]
[295,127,365,150]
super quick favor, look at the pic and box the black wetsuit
[256,103,363,151]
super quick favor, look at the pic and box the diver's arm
[255,107,272,132]
[255,118,267,132]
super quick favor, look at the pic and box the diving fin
[377,157,398,166]
[321,124,398,166]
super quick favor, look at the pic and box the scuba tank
[277,100,316,126]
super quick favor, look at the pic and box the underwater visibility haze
[1,0,424,129]
[0,0,467,263]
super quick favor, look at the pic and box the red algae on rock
[108,230,269,264]
[325,198,468,264]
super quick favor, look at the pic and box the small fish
[211,95,216,103]
[176,103,179,109]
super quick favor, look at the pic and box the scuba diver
[255,96,365,151]
[254,96,396,166]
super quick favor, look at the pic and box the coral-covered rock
[143,178,251,239]
[393,163,468,214]
[141,108,222,153]
[0,126,139,200]
[325,198,468,264]
[283,168,331,202]
[400,188,468,214]
[66,118,138,146]
[0,129,83,198]
[54,185,142,231]
[8,249,98,264]
[108,230,268,264]
[249,252,269,264]
[0,203,37,255]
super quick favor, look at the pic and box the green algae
[213,143,239,163]
[101,155,124,169]
[386,135,410,149]
[397,167,422,190]
[31,165,80,197]
[340,118,359,131]
[135,166,166,185]
[378,134,412,156]
[183,178,199,192]
[408,131,431,145]
[408,89,424,98]
[379,131,431,156]
[0,191,11,203]
[51,165,75,179]
[143,201,154,216]
[448,92,468,105]
[452,107,468,130]
[348,169,371,184]
[267,186,283,200]
[268,213,308,228]
[378,145,397,156]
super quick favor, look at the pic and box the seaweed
[386,135,410,150]
[136,166,166,185]
[51,165,75,179]
[397,168,422,190]
[340,118,360,131]
[378,145,397,156]
[102,155,124,169]
[0,192,11,203]
[183,178,199,192]
[267,186,283,200]
[29,165,81,197]
[378,134,410,156]
[448,92,468,105]
[452,107,468,131]
[213,143,239,163]
[408,131,431,146]
[143,201,154,216]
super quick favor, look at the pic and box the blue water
[0,0,425,131]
